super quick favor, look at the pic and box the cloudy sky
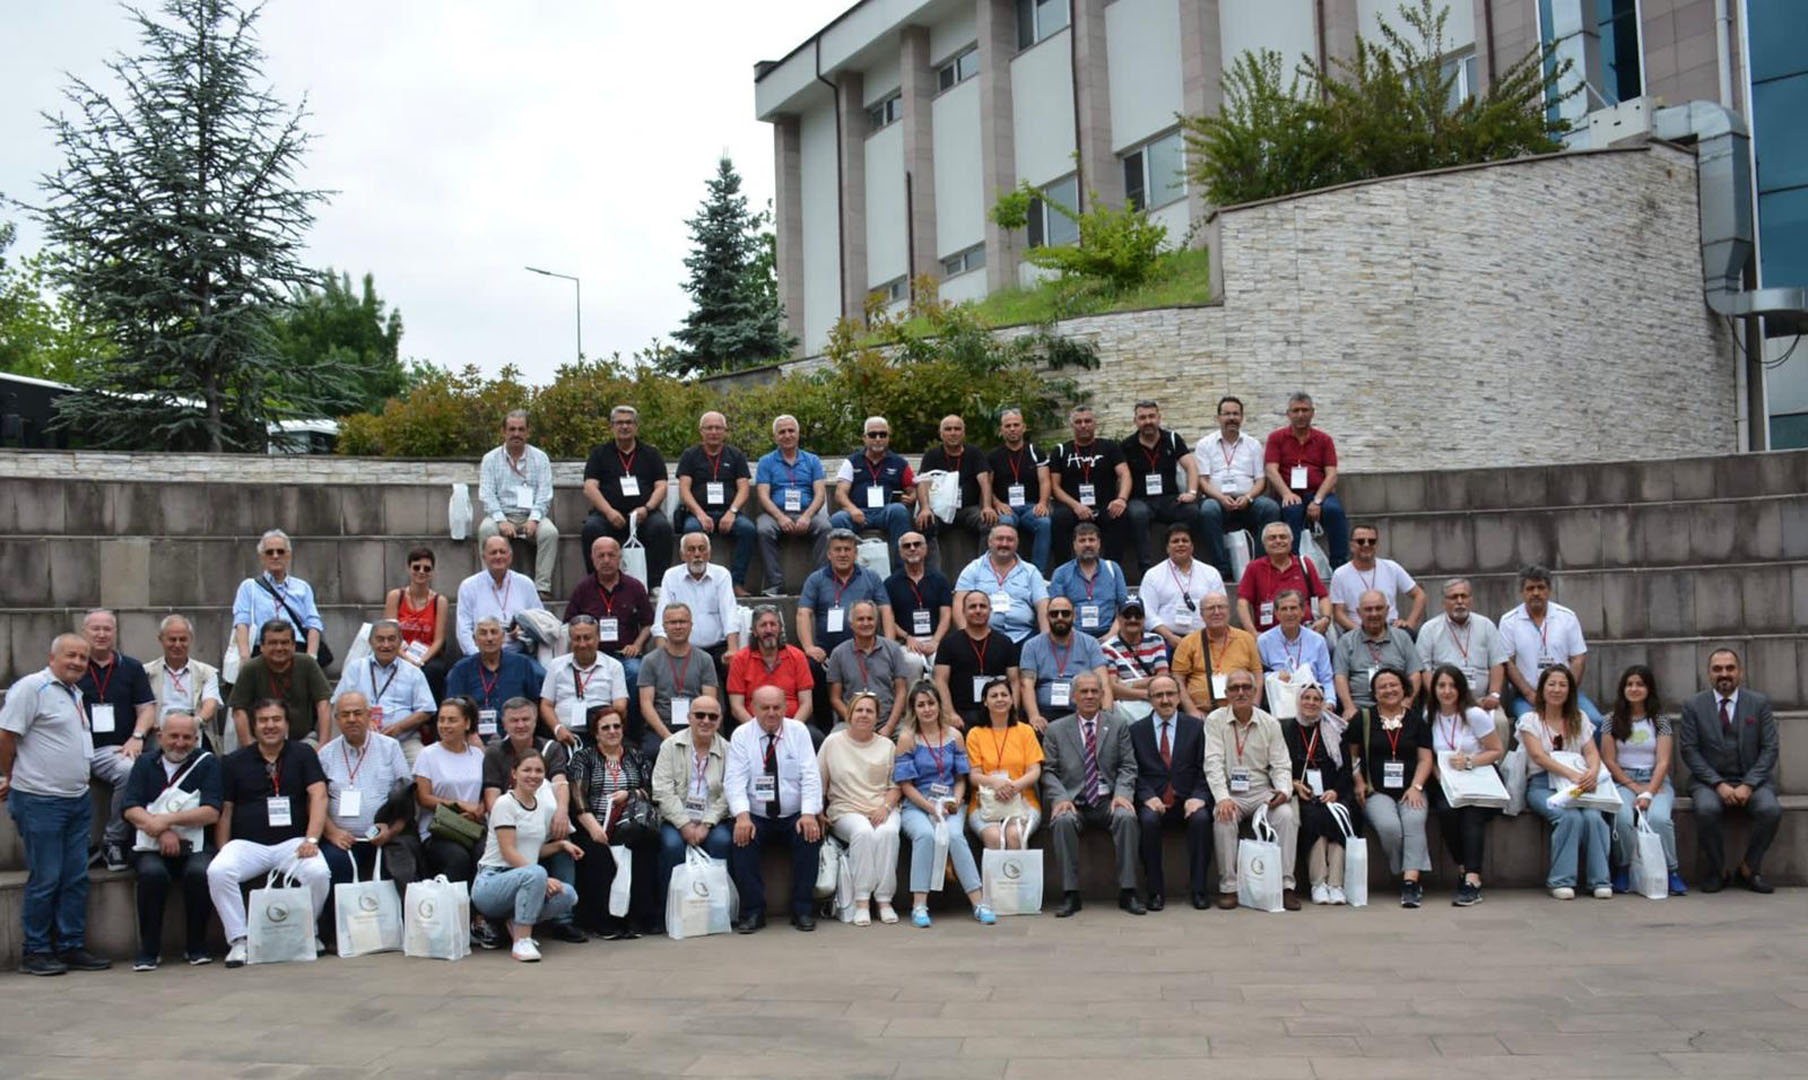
[1,0,849,384]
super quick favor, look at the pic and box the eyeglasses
[409,563,433,572]
[690,713,720,722]
[1226,684,1255,694]
[261,549,288,556]
[900,541,925,548]
[596,723,623,732]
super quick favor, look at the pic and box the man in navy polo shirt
[676,410,758,596]
[753,414,832,595]
[831,415,917,571]
[797,529,894,732]
[77,609,156,872]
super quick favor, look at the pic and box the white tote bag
[1328,801,1368,907]
[403,875,471,961]
[1545,751,1623,812]
[248,867,317,965]
[1264,669,1310,721]
[340,622,375,672]
[1501,743,1529,816]
[815,834,841,899]
[1299,525,1330,584]
[856,536,891,579]
[132,753,210,851]
[925,470,960,523]
[335,847,404,958]
[833,841,857,923]
[927,816,950,892]
[1630,809,1668,900]
[609,845,633,918]
[449,483,472,541]
[981,816,1043,916]
[1227,529,1252,583]
[1436,751,1511,809]
[621,515,649,588]
[1237,804,1285,912]
[667,844,737,940]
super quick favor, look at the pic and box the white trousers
[831,811,901,903]
[206,837,332,943]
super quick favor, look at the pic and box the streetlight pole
[524,266,582,363]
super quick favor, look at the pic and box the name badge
[990,591,1012,614]
[1304,768,1324,797]
[1230,769,1251,795]
[267,797,293,828]
[1172,610,1197,632]
[90,703,117,734]
[783,488,803,513]
[1383,760,1406,789]
[671,696,691,728]
[911,609,932,636]
[1537,654,1556,670]
[1366,666,1379,686]
[599,617,620,644]
[619,474,641,498]
[515,484,535,509]
[1049,681,1071,708]
[705,481,726,506]
[752,774,778,804]
[1260,601,1275,625]
[1211,673,1228,700]
[1078,604,1100,629]
[369,704,386,726]
[684,796,707,819]
[1289,465,1309,490]
[1144,473,1162,496]
[561,699,589,731]
[826,607,845,634]
[337,789,364,819]
[1097,778,1110,800]
[403,640,430,665]
[865,486,884,509]
[1007,484,1026,507]
[927,782,953,800]
[972,676,991,702]
[477,709,498,737]
[1077,483,1097,506]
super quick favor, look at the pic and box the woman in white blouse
[816,693,901,925]
[1602,665,1686,896]
[1426,665,1504,907]
[472,749,582,962]
[415,697,492,943]
[1516,665,1611,900]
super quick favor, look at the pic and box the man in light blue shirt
[1256,589,1338,712]
[475,410,559,597]
[753,414,831,595]
[456,535,545,655]
[954,523,1048,644]
[230,529,325,661]
[1018,597,1113,729]
[331,620,437,759]
[1047,522,1128,640]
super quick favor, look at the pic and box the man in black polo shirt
[1049,405,1132,575]
[988,408,1054,573]
[1120,400,1204,578]
[933,592,1022,727]
[121,711,222,970]
[206,699,330,968]
[77,609,157,871]
[886,530,953,685]
[579,404,675,583]
[675,410,758,596]
[915,414,996,572]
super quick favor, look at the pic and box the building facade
[755,0,1807,446]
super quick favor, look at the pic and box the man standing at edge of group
[1195,395,1281,583]
[1264,392,1348,570]
[477,410,559,598]
[580,404,674,583]
[676,410,758,597]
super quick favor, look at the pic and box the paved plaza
[2,890,1806,1078]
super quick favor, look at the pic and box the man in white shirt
[538,616,629,745]
[654,531,743,677]
[1329,522,1426,633]
[146,614,223,750]
[1137,524,1227,652]
[1194,396,1280,583]
[475,410,559,598]
[315,691,411,888]
[331,620,436,763]
[456,535,545,656]
[1498,565,1602,729]
[1416,578,1508,712]
[723,685,823,933]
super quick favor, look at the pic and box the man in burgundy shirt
[565,536,655,686]
[1237,521,1331,635]
[1263,392,1348,568]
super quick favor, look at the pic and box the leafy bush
[991,180,1169,292]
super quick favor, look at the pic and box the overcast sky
[0,0,849,384]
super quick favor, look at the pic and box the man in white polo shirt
[539,616,630,745]
[1499,565,1602,729]
[456,535,545,656]
[1329,522,1426,634]
[1194,395,1280,583]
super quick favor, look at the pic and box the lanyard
[831,569,856,607]
[478,662,501,705]
[56,680,82,714]
[1303,728,1320,767]
[692,746,711,794]
[574,660,599,701]
[1231,719,1252,763]
[597,580,619,617]
[1141,439,1163,477]
[265,748,286,797]
[1365,639,1386,666]
[864,455,887,489]
[944,447,963,475]
[1072,443,1095,483]
[1081,565,1099,600]
[1006,447,1027,484]
[969,633,990,671]
[1383,721,1404,759]
[1208,632,1229,673]
[1216,434,1238,472]
[853,646,873,689]
[505,449,530,481]
[924,735,947,782]
[989,557,1014,589]
[673,648,692,692]
[369,660,400,704]
[91,659,116,701]
[782,454,802,489]
[974,726,1005,772]
[1448,619,1472,661]
[704,448,724,481]
[616,446,637,477]
[342,740,368,784]
[166,666,189,696]
[1537,615,1552,652]
[905,574,927,610]
[489,572,512,612]
[1168,561,1195,602]
[1438,713,1463,752]
[1050,639,1073,678]
[1280,632,1303,669]
[605,753,625,787]
[268,667,292,700]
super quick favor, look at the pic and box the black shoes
[1055,891,1083,918]
[1191,892,1210,910]
[20,953,67,976]
[1700,873,1726,894]
[58,949,112,971]
[1400,880,1424,908]
[545,923,589,944]
[733,912,766,934]
[1738,869,1774,894]
[1146,892,1166,912]
[1119,889,1147,916]
[791,912,816,932]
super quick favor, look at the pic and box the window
[1026,175,1080,249]
[1596,0,1642,106]
[940,244,986,277]
[1537,0,1641,117]
[869,277,909,306]
[866,92,902,133]
[1122,131,1186,211]
[1017,0,1070,50]
[937,46,980,92]
[1441,48,1480,110]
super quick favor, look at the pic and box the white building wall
[930,5,977,63]
[1149,199,1191,248]
[1010,30,1078,188]
[864,124,909,288]
[863,54,902,105]
[1358,0,1474,50]
[932,79,984,259]
[798,101,842,354]
[939,268,990,305]
[1105,0,1185,151]
[1219,0,1318,72]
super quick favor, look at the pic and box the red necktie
[1159,721,1174,808]
[1719,698,1733,739]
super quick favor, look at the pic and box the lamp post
[524,266,582,363]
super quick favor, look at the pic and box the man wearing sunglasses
[830,416,917,571]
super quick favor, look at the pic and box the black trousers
[134,848,213,961]
[1136,801,1213,896]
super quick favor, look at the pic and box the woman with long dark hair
[1516,665,1611,900]
[1426,664,1504,907]
[1602,665,1685,895]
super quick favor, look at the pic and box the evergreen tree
[33,0,344,451]
[668,156,794,377]
[269,270,413,415]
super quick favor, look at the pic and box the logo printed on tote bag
[358,895,380,913]
[416,900,436,919]
[265,903,290,923]
[1002,859,1022,880]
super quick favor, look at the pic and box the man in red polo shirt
[1263,392,1348,569]
[1237,521,1331,635]
[726,605,816,740]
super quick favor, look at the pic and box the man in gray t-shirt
[636,603,721,759]
[1332,589,1423,717]
[825,601,910,734]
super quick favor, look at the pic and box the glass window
[1441,48,1480,110]
[1018,0,1070,49]
[938,46,980,93]
[1122,132,1185,211]
[1038,174,1080,248]
[867,93,901,133]
[1596,0,1642,105]
[941,244,986,277]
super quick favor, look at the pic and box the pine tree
[667,156,794,377]
[33,0,345,451]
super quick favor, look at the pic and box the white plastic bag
[609,845,632,918]
[340,622,374,672]
[815,833,840,899]
[336,848,403,958]
[1299,525,1330,584]
[1227,529,1252,583]
[1237,803,1284,912]
[621,514,649,587]
[928,816,950,892]
[981,816,1042,916]
[248,867,317,965]
[856,537,891,579]
[1501,743,1529,817]
[833,840,857,923]
[1631,809,1668,900]
[1436,751,1511,809]
[1329,801,1368,908]
[925,470,960,523]
[1264,669,1307,721]
[667,845,737,940]
[403,874,471,961]
[449,483,472,541]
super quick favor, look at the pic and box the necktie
[1082,720,1100,803]
[764,734,780,818]
[1719,698,1733,740]
[1159,721,1175,809]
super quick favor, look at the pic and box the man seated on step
[826,601,910,736]
[76,608,157,872]
[146,613,223,752]
[228,619,331,748]
[456,534,546,657]
[566,536,655,688]
[315,691,411,892]
[637,603,722,758]
[914,413,997,569]
[1204,669,1300,910]
[445,616,545,740]
[1041,672,1145,919]
[1329,522,1427,635]
[1256,590,1338,714]
[1101,600,1170,720]
[724,684,824,934]
[208,699,332,968]
[1047,522,1129,642]
[1678,648,1782,895]
[121,711,222,971]
[1137,525,1227,657]
[884,530,953,685]
[653,531,742,685]
[1171,592,1262,717]
[725,605,816,738]
[538,615,630,748]
[798,529,894,730]
[1332,590,1424,721]
[1237,521,1331,636]
[331,620,435,765]
[1120,399,1205,580]
[675,410,759,598]
[476,409,559,600]
[1019,597,1114,732]
[953,522,1047,647]
[1415,578,1507,715]
[753,413,832,596]
[1498,564,1603,731]
[1195,395,1281,583]
[830,415,918,573]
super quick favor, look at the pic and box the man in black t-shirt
[914,414,995,572]
[886,530,953,685]
[76,609,157,870]
[1048,405,1132,574]
[580,405,675,583]
[1120,400,1204,577]
[675,410,757,595]
[206,699,331,967]
[933,592,1022,726]
[987,408,1054,574]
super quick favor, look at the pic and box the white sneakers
[1551,886,1576,900]
[1327,886,1347,906]
[512,938,542,962]
[1310,883,1330,905]
[224,940,247,968]
[1592,886,1614,900]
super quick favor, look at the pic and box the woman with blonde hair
[893,683,993,927]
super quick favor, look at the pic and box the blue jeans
[831,503,913,569]
[8,791,92,955]
[471,863,578,926]
[1610,770,1677,872]
[900,804,981,895]
[1280,493,1348,567]
[1527,773,1610,890]
[658,822,733,913]
[678,508,757,586]
[1000,507,1052,573]
[728,813,821,920]
[1198,496,1281,581]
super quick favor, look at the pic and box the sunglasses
[866,431,890,438]
[261,549,289,556]
[1226,684,1255,694]
[900,541,925,549]
[690,713,720,722]
[1352,538,1378,546]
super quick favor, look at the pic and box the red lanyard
[605,754,625,786]
[854,647,872,689]
[905,575,926,609]
[945,447,963,474]
[924,735,947,781]
[91,660,115,700]
[1303,728,1321,766]
[1280,632,1303,669]
[1073,445,1094,483]
[1081,566,1099,600]
[1383,722,1404,759]
[505,450,529,481]
[268,667,291,700]
[974,727,1006,772]
[478,663,501,704]
[1366,640,1386,666]
[989,558,1013,589]
[597,581,619,617]
[864,455,886,488]
[1448,620,1472,661]
[342,741,367,784]
[1217,435,1237,472]
[166,666,188,695]
[616,447,637,476]
[704,448,724,481]
[1438,714,1463,752]
[266,749,285,797]
[969,633,990,671]
[1232,720,1252,762]
[692,748,710,793]
[1208,633,1229,672]
[574,661,598,700]
[831,570,855,607]
[489,573,512,611]
[673,648,692,692]
[1142,441,1163,475]
[1050,640,1073,677]
[1007,448,1026,483]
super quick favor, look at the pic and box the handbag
[1545,751,1622,812]
[1329,801,1368,908]
[1236,803,1284,912]
[980,816,1043,916]
[610,794,661,848]
[1500,742,1529,817]
[621,514,649,587]
[970,728,1031,824]
[667,844,738,939]
[403,874,471,960]
[429,803,484,851]
[1630,808,1668,900]
[133,750,211,852]
[247,866,317,964]
[1435,751,1510,809]
[255,577,335,668]
[335,847,404,958]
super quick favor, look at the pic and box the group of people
[0,396,1788,976]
